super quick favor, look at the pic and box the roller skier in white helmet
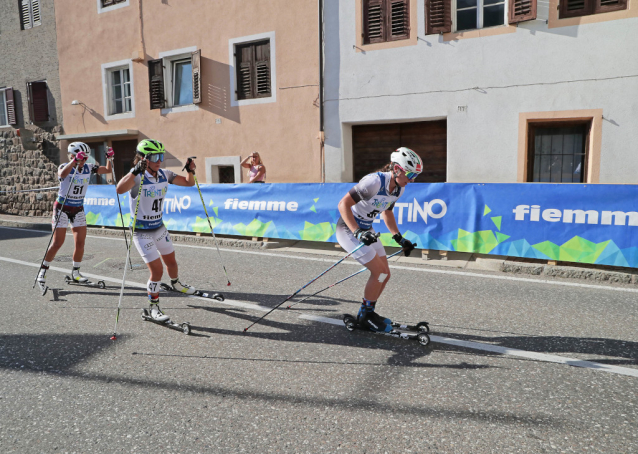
[336,147,423,333]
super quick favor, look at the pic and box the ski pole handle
[183,156,197,174]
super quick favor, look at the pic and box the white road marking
[1,251,636,378]
[0,255,267,313]
[299,315,638,378]
[3,225,638,296]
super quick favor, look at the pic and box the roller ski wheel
[160,283,225,301]
[140,308,192,335]
[342,314,432,348]
[64,275,106,289]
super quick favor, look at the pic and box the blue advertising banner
[84,183,638,268]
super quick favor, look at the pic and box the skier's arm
[172,160,196,187]
[96,159,112,175]
[338,193,361,233]
[116,172,137,194]
[381,209,401,236]
[58,159,79,180]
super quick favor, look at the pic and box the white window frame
[229,31,277,107]
[101,59,135,121]
[0,89,9,128]
[205,156,242,183]
[452,0,508,32]
[97,0,130,14]
[158,46,200,115]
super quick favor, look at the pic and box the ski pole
[184,157,231,286]
[111,169,144,340]
[243,239,374,332]
[33,160,80,289]
[108,154,133,271]
[286,248,406,310]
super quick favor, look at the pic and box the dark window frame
[27,80,50,123]
[526,120,591,183]
[101,0,127,8]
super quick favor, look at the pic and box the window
[363,0,410,44]
[235,40,271,100]
[98,0,129,13]
[102,60,135,120]
[425,0,534,34]
[109,67,132,115]
[27,81,49,123]
[0,88,17,127]
[527,123,590,183]
[86,143,107,185]
[455,0,505,31]
[148,49,201,111]
[20,0,41,30]
[559,0,626,19]
[218,166,236,184]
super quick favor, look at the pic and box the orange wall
[54,0,320,182]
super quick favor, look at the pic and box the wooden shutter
[191,50,202,104]
[29,81,49,122]
[236,44,254,100]
[425,0,451,34]
[559,0,593,18]
[148,59,165,110]
[595,0,627,13]
[5,88,17,126]
[388,0,410,41]
[255,41,271,98]
[21,0,32,29]
[363,0,386,44]
[31,0,41,26]
[509,0,536,23]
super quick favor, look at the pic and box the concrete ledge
[501,260,637,284]
[0,218,51,232]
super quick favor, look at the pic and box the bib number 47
[152,198,164,213]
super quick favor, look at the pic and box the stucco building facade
[54,0,322,183]
[323,0,638,184]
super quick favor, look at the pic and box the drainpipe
[319,0,325,183]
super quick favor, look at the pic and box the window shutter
[509,0,536,23]
[29,81,49,122]
[21,0,32,30]
[31,0,41,26]
[425,0,451,34]
[236,44,254,100]
[5,88,17,125]
[388,0,410,40]
[102,0,115,6]
[363,0,386,44]
[559,0,593,18]
[191,50,202,104]
[595,0,627,13]
[148,59,165,110]
[255,41,271,98]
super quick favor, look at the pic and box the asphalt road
[0,226,636,453]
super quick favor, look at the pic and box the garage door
[352,120,447,183]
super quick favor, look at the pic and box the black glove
[131,159,147,176]
[393,233,416,257]
[354,228,377,246]
[182,157,196,174]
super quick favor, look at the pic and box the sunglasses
[396,164,419,181]
[146,153,164,163]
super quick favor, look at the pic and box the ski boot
[71,267,89,284]
[141,298,191,335]
[64,267,106,289]
[356,299,392,333]
[36,276,48,296]
[170,277,197,295]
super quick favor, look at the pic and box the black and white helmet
[68,142,91,156]
[390,147,423,175]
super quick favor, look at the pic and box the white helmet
[68,142,90,156]
[390,147,423,175]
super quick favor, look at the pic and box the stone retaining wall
[0,127,61,216]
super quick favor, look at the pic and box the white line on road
[299,314,638,378]
[4,225,638,295]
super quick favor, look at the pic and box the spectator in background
[241,152,266,183]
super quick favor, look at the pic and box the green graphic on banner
[491,216,502,230]
[299,221,335,242]
[451,229,499,254]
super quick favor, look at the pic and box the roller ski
[64,275,106,289]
[160,278,224,301]
[141,301,191,335]
[343,300,430,346]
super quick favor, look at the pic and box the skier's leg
[44,212,69,262]
[70,225,88,282]
[146,258,169,321]
[156,227,196,295]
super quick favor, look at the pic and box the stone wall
[0,127,62,216]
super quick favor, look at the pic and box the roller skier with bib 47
[337,147,430,346]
